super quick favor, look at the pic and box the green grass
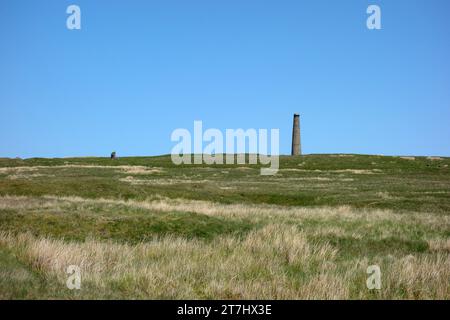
[0,207,254,243]
[0,154,449,299]
[1,154,449,211]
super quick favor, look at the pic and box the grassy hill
[0,154,449,299]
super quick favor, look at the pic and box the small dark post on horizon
[291,114,301,156]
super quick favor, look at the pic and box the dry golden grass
[428,239,450,252]
[0,225,448,299]
[0,165,163,179]
[1,195,449,230]
[119,177,209,185]
[0,227,337,299]
[279,168,382,174]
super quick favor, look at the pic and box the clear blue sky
[1,0,449,158]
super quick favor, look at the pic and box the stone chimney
[291,114,301,156]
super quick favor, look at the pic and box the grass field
[0,154,449,299]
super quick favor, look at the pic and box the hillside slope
[0,154,449,299]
